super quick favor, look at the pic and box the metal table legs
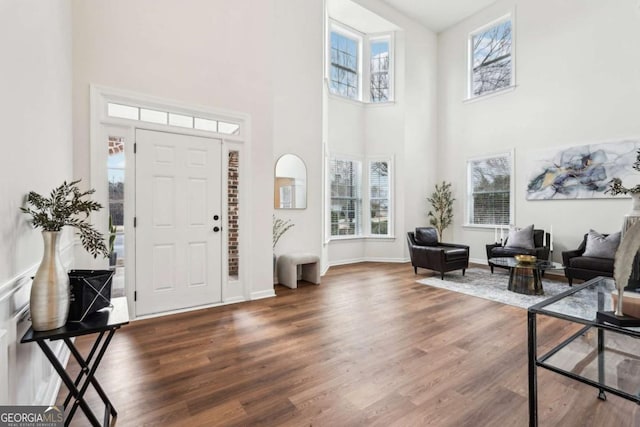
[37,329,118,427]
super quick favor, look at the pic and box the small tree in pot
[427,181,455,241]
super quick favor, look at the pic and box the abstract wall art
[526,139,640,200]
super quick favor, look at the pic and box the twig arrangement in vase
[21,179,109,331]
[273,215,294,249]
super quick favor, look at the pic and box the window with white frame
[467,152,513,226]
[329,28,360,100]
[106,102,241,135]
[469,15,513,98]
[330,157,362,236]
[369,160,390,235]
[329,156,393,238]
[370,37,391,103]
[328,21,394,103]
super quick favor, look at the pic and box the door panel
[135,129,222,316]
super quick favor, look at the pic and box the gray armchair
[406,227,469,279]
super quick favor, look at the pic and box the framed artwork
[526,139,640,200]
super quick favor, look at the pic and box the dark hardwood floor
[60,263,639,426]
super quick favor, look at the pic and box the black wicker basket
[68,270,114,322]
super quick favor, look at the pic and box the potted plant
[427,181,455,240]
[21,179,108,330]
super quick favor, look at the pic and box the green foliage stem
[20,180,109,258]
[427,181,455,240]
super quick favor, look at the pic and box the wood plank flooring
[60,263,640,426]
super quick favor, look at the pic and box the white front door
[135,129,222,316]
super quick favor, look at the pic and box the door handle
[213,214,220,221]
[213,226,221,232]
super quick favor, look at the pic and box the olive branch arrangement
[427,181,455,239]
[20,180,109,258]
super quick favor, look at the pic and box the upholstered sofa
[407,227,469,279]
[562,232,616,286]
[486,228,550,273]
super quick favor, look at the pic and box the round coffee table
[489,257,564,295]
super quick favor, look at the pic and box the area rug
[416,268,570,309]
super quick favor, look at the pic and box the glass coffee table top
[489,257,563,271]
[489,257,564,296]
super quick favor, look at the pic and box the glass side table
[527,277,640,426]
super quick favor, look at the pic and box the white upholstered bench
[277,253,321,289]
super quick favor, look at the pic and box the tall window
[329,30,360,100]
[330,158,362,236]
[328,21,394,103]
[370,38,390,103]
[469,16,513,98]
[467,152,513,226]
[108,136,125,268]
[369,160,390,235]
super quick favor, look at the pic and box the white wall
[0,0,74,404]
[72,0,275,298]
[327,0,438,265]
[272,0,324,262]
[438,0,640,263]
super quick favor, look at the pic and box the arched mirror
[274,154,307,209]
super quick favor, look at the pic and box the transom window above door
[106,102,241,136]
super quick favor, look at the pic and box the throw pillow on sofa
[505,224,535,249]
[583,229,621,258]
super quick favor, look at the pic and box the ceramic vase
[30,231,70,331]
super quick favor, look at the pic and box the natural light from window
[467,152,513,226]
[329,31,359,100]
[370,39,390,103]
[469,16,513,98]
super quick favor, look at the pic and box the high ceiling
[379,0,498,32]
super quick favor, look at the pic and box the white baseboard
[363,257,410,263]
[251,289,276,300]
[223,296,246,305]
[470,257,489,265]
[328,257,410,268]
[329,257,366,267]
[321,264,330,276]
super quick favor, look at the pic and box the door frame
[90,85,251,319]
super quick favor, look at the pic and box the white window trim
[464,149,515,228]
[326,19,395,104]
[90,85,251,318]
[366,155,394,237]
[466,11,516,101]
[327,153,395,241]
[328,153,363,239]
[328,20,364,102]
[367,32,395,103]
